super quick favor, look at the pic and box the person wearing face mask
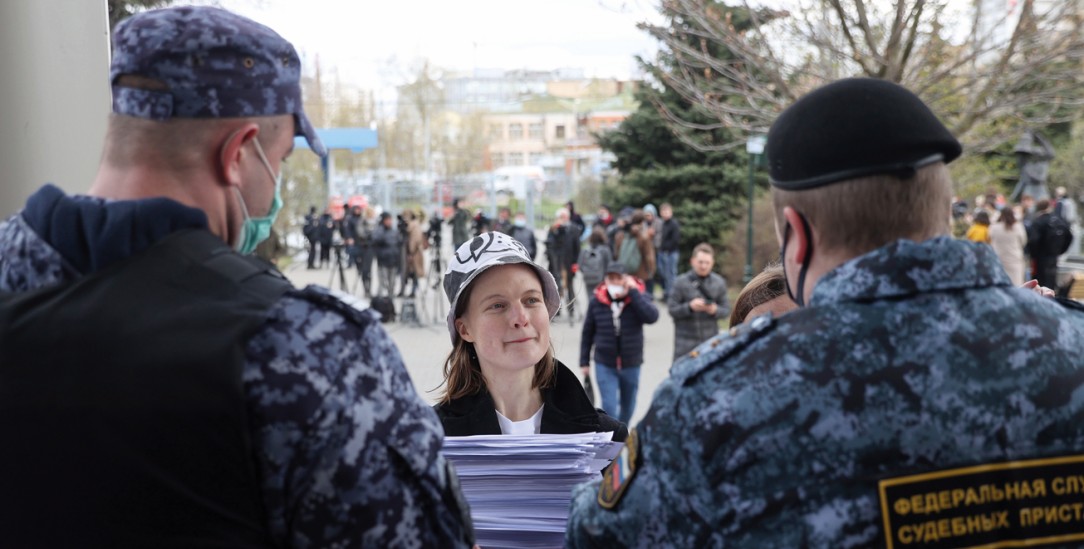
[579,262,659,425]
[509,211,537,259]
[493,206,513,235]
[434,232,626,441]
[568,78,1084,547]
[0,7,474,548]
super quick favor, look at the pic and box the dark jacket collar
[435,361,628,442]
[21,184,208,275]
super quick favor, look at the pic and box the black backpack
[1045,214,1074,257]
[370,296,396,323]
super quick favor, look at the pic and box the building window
[491,152,504,167]
[509,123,524,139]
[489,124,502,139]
[555,125,566,139]
[528,152,543,165]
[509,152,525,166]
[528,123,543,139]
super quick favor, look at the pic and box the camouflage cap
[444,232,561,344]
[110,6,326,156]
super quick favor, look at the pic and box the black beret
[767,78,962,190]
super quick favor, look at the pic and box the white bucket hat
[443,232,560,344]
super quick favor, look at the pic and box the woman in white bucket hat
[434,232,627,440]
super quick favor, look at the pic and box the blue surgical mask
[233,138,282,255]
[514,218,526,227]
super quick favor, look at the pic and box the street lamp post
[744,135,767,285]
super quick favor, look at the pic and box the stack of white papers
[443,432,624,549]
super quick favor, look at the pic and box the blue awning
[295,127,378,153]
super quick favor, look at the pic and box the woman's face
[455,264,550,376]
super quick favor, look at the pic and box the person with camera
[317,209,336,268]
[303,205,320,269]
[450,198,471,248]
[374,212,402,297]
[353,206,378,297]
[340,205,363,276]
[667,242,729,360]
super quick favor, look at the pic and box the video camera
[427,216,443,246]
[396,214,409,236]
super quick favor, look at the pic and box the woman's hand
[1022,279,1055,298]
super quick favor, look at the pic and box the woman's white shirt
[496,405,544,435]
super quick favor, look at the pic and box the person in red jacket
[580,262,659,424]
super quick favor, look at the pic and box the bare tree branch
[640,0,1084,154]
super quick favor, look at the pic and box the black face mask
[779,212,814,308]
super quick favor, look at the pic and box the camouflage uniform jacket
[0,186,473,548]
[568,236,1084,548]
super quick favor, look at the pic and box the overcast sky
[215,0,663,91]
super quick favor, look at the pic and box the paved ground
[282,250,681,427]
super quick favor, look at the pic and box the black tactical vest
[0,229,290,548]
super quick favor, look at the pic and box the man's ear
[455,318,474,343]
[782,206,810,264]
[217,123,260,188]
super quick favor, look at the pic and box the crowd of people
[960,189,1078,290]
[5,6,1084,548]
[301,203,433,300]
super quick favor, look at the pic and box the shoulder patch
[292,284,380,328]
[598,427,640,510]
[671,313,777,385]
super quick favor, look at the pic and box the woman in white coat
[988,207,1028,285]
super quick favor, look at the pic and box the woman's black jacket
[434,361,628,442]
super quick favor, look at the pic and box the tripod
[327,243,350,291]
[424,245,446,325]
[561,269,581,327]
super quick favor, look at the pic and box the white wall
[0,1,110,218]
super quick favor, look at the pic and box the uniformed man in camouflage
[0,7,473,547]
[567,78,1084,547]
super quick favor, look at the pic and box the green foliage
[720,187,781,284]
[950,152,1017,202]
[598,0,776,276]
[1050,119,1084,200]
[597,1,766,277]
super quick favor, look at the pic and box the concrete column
[0,1,110,218]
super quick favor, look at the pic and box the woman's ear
[455,318,474,343]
